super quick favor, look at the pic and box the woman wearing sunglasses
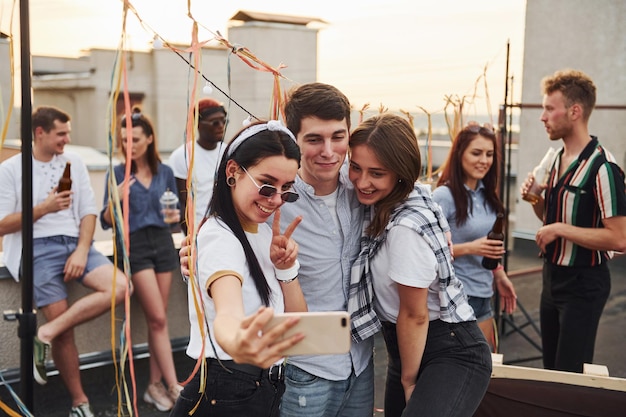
[170,120,307,417]
[432,122,517,351]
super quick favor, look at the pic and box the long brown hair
[436,124,503,225]
[209,121,301,306]
[119,106,161,175]
[350,114,421,237]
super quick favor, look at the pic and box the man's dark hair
[284,82,351,136]
[32,106,70,134]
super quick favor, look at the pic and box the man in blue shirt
[278,83,374,417]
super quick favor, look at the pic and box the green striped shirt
[544,137,626,266]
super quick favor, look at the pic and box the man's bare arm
[536,216,626,253]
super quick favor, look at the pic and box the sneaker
[168,383,184,402]
[33,336,50,385]
[69,403,94,417]
[143,381,173,412]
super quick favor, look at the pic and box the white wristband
[275,260,299,282]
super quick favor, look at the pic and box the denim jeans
[381,319,492,417]
[32,236,111,307]
[540,261,610,372]
[171,358,285,417]
[280,359,374,417]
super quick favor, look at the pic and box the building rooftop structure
[230,10,327,26]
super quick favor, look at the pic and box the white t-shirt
[317,188,340,230]
[33,156,78,238]
[186,216,285,360]
[168,142,223,228]
[0,151,98,280]
[371,225,441,323]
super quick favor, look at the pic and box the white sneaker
[69,403,94,417]
[143,381,174,412]
[168,383,184,402]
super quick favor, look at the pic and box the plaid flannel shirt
[348,184,471,342]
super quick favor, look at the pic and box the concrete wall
[513,0,626,242]
[27,20,320,157]
[0,265,189,373]
[226,21,319,128]
[0,36,19,139]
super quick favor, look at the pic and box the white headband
[227,120,296,157]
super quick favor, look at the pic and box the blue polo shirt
[433,182,498,298]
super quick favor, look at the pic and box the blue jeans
[381,319,491,417]
[280,360,374,417]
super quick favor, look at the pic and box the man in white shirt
[168,98,226,234]
[0,106,129,417]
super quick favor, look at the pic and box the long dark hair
[119,106,161,175]
[207,122,301,305]
[350,114,421,237]
[436,125,504,225]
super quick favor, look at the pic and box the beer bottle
[57,162,72,192]
[481,212,504,270]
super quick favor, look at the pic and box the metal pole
[494,40,510,343]
[503,75,514,269]
[500,40,510,269]
[19,0,36,411]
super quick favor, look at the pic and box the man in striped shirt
[521,69,626,373]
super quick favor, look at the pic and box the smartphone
[263,311,351,356]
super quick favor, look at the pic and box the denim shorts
[116,226,178,274]
[467,295,494,322]
[32,235,112,308]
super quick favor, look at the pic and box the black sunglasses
[122,112,143,121]
[201,118,226,127]
[242,167,299,203]
[465,123,494,134]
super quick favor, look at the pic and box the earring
[227,177,236,186]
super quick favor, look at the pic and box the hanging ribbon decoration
[215,32,289,121]
[104,1,138,415]
[0,0,16,152]
[89,1,299,415]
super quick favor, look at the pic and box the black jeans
[170,358,285,417]
[540,261,610,373]
[381,319,492,417]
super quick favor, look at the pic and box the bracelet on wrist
[275,260,299,282]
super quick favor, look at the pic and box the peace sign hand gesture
[270,208,302,270]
